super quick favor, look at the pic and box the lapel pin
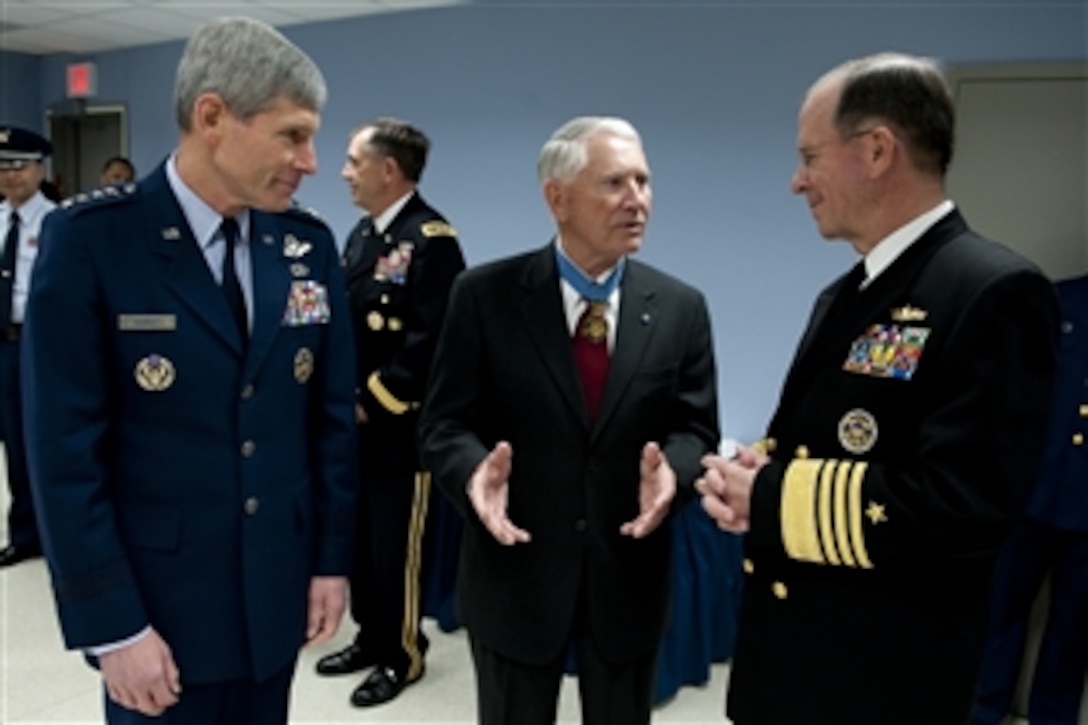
[262,234,274,245]
[161,227,181,240]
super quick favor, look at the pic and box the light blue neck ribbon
[555,248,625,302]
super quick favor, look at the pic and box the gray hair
[537,116,641,183]
[174,16,327,131]
[824,52,954,176]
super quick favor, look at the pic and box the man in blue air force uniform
[22,17,356,725]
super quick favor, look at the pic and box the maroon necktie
[573,300,611,420]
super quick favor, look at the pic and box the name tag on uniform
[118,314,177,331]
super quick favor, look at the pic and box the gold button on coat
[772,582,788,599]
[743,559,754,574]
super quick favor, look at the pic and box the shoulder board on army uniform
[420,220,457,238]
[59,183,138,214]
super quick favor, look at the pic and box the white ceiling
[0,0,465,55]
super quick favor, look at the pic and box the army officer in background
[314,117,465,708]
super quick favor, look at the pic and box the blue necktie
[219,217,247,341]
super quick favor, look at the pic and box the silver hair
[537,116,641,183]
[173,16,327,131]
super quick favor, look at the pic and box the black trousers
[350,422,429,678]
[104,661,295,724]
[469,633,657,725]
[0,336,36,549]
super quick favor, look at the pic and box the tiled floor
[0,461,731,724]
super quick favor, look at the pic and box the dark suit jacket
[728,209,1059,725]
[344,192,465,475]
[1027,274,1088,532]
[419,244,719,666]
[22,163,358,684]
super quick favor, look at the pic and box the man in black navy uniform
[22,17,357,724]
[314,117,465,707]
[0,125,55,568]
[973,273,1088,725]
[697,52,1059,724]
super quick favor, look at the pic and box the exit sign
[66,61,97,98]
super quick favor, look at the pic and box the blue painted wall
[1,50,43,131]
[30,1,1087,440]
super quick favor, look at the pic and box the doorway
[46,102,127,198]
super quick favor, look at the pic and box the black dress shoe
[315,643,375,676]
[350,664,423,707]
[0,543,42,568]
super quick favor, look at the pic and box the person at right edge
[697,52,1060,725]
[972,272,1088,725]
[314,118,465,708]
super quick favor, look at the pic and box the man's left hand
[620,442,676,538]
[304,576,348,646]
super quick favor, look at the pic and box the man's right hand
[99,629,181,717]
[468,441,531,545]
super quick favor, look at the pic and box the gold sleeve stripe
[848,462,874,568]
[816,461,841,566]
[833,461,857,568]
[781,459,824,564]
[367,371,411,415]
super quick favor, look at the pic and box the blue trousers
[973,519,1088,725]
[104,661,295,724]
[0,336,36,549]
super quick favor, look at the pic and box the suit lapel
[144,166,242,354]
[519,246,588,426]
[244,213,293,379]
[592,263,655,440]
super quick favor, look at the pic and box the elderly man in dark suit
[698,52,1059,725]
[419,116,719,725]
[22,17,357,724]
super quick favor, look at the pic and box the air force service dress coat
[419,245,719,666]
[727,209,1059,725]
[22,164,358,685]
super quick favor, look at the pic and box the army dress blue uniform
[973,274,1088,725]
[21,162,358,711]
[342,191,465,683]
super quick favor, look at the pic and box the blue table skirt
[420,492,745,705]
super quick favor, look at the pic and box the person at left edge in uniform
[314,117,465,707]
[21,17,357,724]
[0,125,54,568]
